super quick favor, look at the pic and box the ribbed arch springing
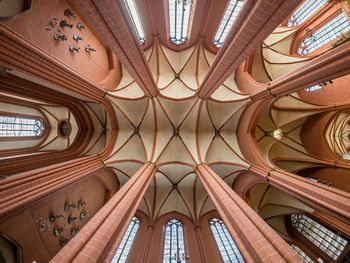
[210,217,244,263]
[298,12,350,55]
[288,0,327,26]
[163,219,188,263]
[0,115,44,137]
[291,214,348,260]
[111,217,140,263]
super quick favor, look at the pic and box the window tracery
[209,217,244,263]
[288,0,327,26]
[213,0,244,48]
[163,219,188,262]
[291,214,348,260]
[0,115,44,137]
[111,217,140,263]
[298,12,350,55]
[168,0,193,45]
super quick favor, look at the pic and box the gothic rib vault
[1,0,350,262]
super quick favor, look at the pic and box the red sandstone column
[198,0,303,99]
[196,164,302,263]
[0,155,104,217]
[251,42,350,100]
[250,165,350,226]
[50,162,156,263]
[0,24,106,102]
[68,0,158,97]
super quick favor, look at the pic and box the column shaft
[68,0,158,97]
[252,42,350,100]
[0,155,104,217]
[196,164,301,263]
[250,165,350,225]
[50,162,156,263]
[198,0,303,99]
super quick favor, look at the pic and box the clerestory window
[0,115,44,137]
[111,217,140,263]
[304,84,322,92]
[210,218,244,263]
[168,0,194,45]
[163,219,188,262]
[123,0,146,44]
[213,0,244,48]
[288,0,327,26]
[291,214,348,260]
[298,12,350,55]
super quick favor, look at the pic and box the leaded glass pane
[209,218,245,263]
[168,0,193,45]
[123,0,146,44]
[288,0,327,26]
[0,115,44,137]
[213,0,244,48]
[163,219,188,263]
[291,214,348,260]
[111,217,140,263]
[298,13,350,55]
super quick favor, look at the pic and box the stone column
[196,164,302,263]
[198,0,303,99]
[250,165,350,225]
[252,42,350,100]
[51,162,156,263]
[68,0,159,97]
[0,155,104,217]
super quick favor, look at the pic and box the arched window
[123,0,146,44]
[0,114,44,137]
[213,0,244,48]
[291,214,348,260]
[163,219,188,262]
[111,217,140,263]
[288,0,327,26]
[290,244,314,263]
[168,0,194,45]
[209,218,244,263]
[298,12,350,55]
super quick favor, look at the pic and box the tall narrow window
[291,214,348,260]
[213,0,244,48]
[123,0,146,44]
[0,115,44,137]
[288,0,327,26]
[111,217,140,263]
[168,0,193,45]
[210,218,244,263]
[290,244,315,263]
[163,219,188,263]
[298,12,350,55]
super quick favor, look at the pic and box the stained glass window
[291,214,348,260]
[168,0,193,45]
[288,0,327,26]
[123,0,146,44]
[111,217,140,263]
[163,219,188,263]
[298,13,350,55]
[210,218,244,263]
[0,115,44,137]
[213,0,244,48]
